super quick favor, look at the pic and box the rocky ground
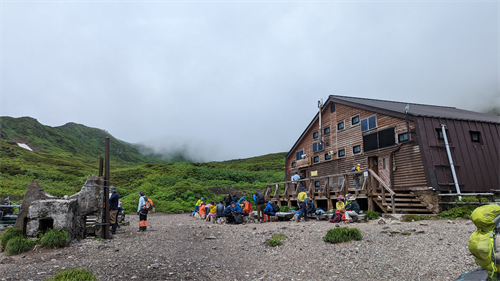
[0,213,478,281]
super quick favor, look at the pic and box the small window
[338,177,344,186]
[325,153,331,160]
[352,115,359,125]
[291,162,296,168]
[353,145,361,154]
[436,129,444,140]
[330,102,335,112]
[337,121,344,131]
[361,116,377,132]
[313,131,318,139]
[338,149,345,157]
[398,133,409,143]
[470,131,481,143]
[313,156,319,163]
[383,158,386,169]
[315,181,320,187]
[296,150,304,161]
[324,127,330,135]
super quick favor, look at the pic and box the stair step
[374,198,423,202]
[381,203,428,207]
[371,193,417,197]
[387,208,434,213]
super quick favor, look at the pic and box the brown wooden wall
[415,117,500,192]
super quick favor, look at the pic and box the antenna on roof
[405,104,410,114]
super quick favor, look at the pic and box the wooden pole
[103,137,110,239]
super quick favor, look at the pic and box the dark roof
[329,95,500,124]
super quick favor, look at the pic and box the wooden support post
[391,195,396,214]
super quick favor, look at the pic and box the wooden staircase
[372,191,434,214]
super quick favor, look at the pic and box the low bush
[0,227,23,249]
[279,206,290,212]
[39,229,69,248]
[46,268,99,281]
[265,239,283,247]
[402,231,412,235]
[271,234,287,240]
[364,210,381,220]
[4,236,35,255]
[323,227,362,244]
[403,215,421,222]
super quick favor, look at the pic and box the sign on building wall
[311,170,318,177]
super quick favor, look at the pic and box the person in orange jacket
[242,199,253,214]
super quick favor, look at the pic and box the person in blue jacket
[263,201,276,218]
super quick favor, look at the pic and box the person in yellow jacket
[191,197,204,216]
[336,196,345,212]
[296,187,309,222]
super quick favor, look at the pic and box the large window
[295,150,304,161]
[361,115,377,132]
[313,156,319,163]
[313,142,324,153]
[363,127,396,152]
[338,149,346,157]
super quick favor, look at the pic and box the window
[398,133,409,143]
[330,102,335,112]
[436,129,444,140]
[383,158,386,169]
[337,121,344,130]
[338,177,344,186]
[295,150,304,161]
[352,115,360,125]
[361,115,377,132]
[291,162,296,168]
[353,145,361,154]
[313,156,319,163]
[315,181,320,187]
[313,131,318,139]
[324,127,330,135]
[338,149,345,157]
[325,153,331,160]
[312,142,324,153]
[363,127,396,152]
[470,131,481,143]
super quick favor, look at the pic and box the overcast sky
[1,1,498,161]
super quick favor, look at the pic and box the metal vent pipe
[441,124,461,200]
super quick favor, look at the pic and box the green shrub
[39,229,69,248]
[323,227,363,244]
[279,206,290,212]
[403,215,421,222]
[364,210,381,220]
[271,234,287,240]
[5,236,35,255]
[402,231,412,235]
[438,196,489,219]
[0,227,23,249]
[46,268,99,281]
[265,239,283,247]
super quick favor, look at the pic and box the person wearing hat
[109,186,119,235]
[345,196,360,223]
[352,164,362,190]
[344,193,352,206]
[296,187,309,222]
[336,196,345,212]
[191,196,204,216]
[137,190,149,232]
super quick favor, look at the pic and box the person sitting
[345,197,360,223]
[336,196,345,212]
[263,201,276,221]
[307,200,316,215]
[237,196,246,206]
[206,201,217,221]
[223,202,236,223]
[344,193,352,206]
[232,194,240,204]
[205,201,211,216]
[215,200,225,222]
[242,199,253,215]
[192,197,204,216]
[199,202,207,218]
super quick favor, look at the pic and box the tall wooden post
[103,138,110,239]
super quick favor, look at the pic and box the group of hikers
[108,187,152,234]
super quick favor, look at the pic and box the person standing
[253,192,265,223]
[352,164,361,190]
[191,197,204,216]
[291,172,301,191]
[137,190,148,232]
[109,186,119,235]
[296,187,308,222]
[223,193,232,207]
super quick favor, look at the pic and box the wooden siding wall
[415,117,500,192]
[287,102,427,190]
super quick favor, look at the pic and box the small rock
[335,224,340,228]
[383,226,390,230]
[410,229,416,232]
[378,218,386,225]
[205,236,217,240]
[416,230,425,234]
[390,230,401,234]
[419,223,428,226]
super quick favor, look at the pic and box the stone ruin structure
[15,176,105,240]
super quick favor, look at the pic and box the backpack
[142,197,153,211]
[256,192,265,205]
[330,211,343,223]
[270,202,280,213]
[469,204,500,278]
[233,212,243,224]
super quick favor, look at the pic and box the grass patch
[4,236,35,255]
[92,237,103,241]
[38,229,69,248]
[279,206,290,212]
[438,196,488,219]
[122,222,129,226]
[0,227,23,249]
[265,239,283,247]
[364,210,381,220]
[403,215,421,222]
[402,231,412,235]
[323,227,362,244]
[271,234,287,240]
[46,268,99,281]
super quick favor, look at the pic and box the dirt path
[0,213,478,280]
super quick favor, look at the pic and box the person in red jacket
[242,199,253,215]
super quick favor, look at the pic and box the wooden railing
[368,169,396,213]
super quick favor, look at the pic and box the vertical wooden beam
[103,137,110,240]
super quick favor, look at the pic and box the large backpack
[256,192,265,205]
[469,204,500,278]
[142,197,153,211]
[329,211,343,223]
[233,212,243,224]
[270,202,280,213]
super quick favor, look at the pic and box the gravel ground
[0,213,478,281]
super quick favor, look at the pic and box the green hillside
[0,116,163,164]
[0,116,287,212]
